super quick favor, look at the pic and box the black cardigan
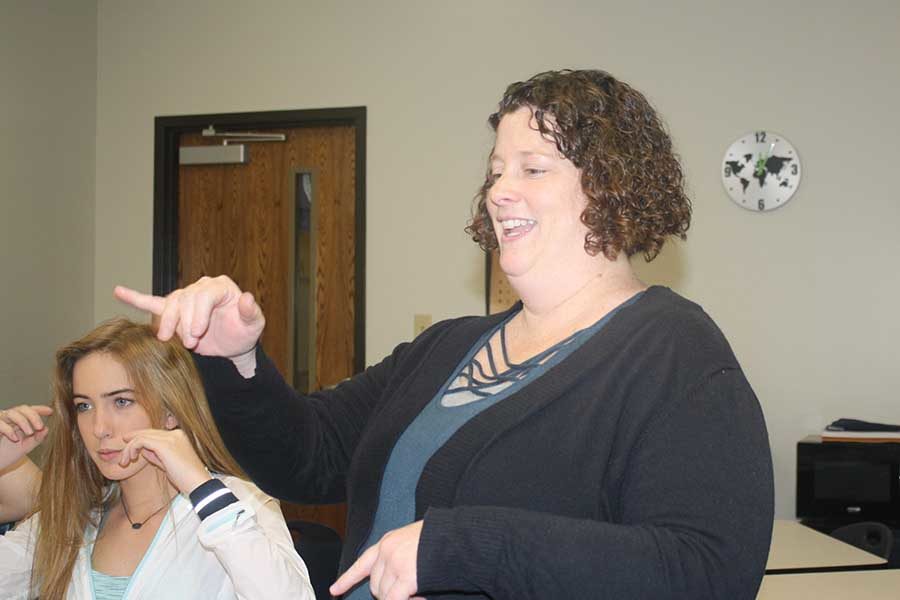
[196,286,774,599]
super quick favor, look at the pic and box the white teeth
[501,218,536,230]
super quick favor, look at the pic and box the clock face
[722,131,801,212]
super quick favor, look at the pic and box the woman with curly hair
[0,318,313,599]
[116,69,773,599]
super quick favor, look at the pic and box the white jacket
[0,475,313,599]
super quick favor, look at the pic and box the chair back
[287,520,343,600]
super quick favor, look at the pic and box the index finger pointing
[114,285,166,315]
[330,543,379,595]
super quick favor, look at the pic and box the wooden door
[177,125,356,537]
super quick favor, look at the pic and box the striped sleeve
[189,479,239,521]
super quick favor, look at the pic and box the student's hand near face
[120,428,210,495]
[0,405,53,471]
[114,275,265,377]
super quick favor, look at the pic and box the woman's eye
[524,167,546,176]
[74,402,91,413]
[114,397,134,408]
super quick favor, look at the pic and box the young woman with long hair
[0,317,313,599]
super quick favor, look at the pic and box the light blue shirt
[91,569,130,600]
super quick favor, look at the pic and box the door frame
[153,107,366,374]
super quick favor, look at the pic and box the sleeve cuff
[417,506,504,594]
[191,345,270,390]
[189,478,239,521]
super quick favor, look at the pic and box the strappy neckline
[445,290,646,402]
[446,317,595,398]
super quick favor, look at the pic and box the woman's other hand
[120,428,210,495]
[0,405,53,471]
[0,405,51,522]
[114,275,264,376]
[330,520,424,600]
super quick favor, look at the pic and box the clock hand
[754,154,767,177]
[755,141,776,177]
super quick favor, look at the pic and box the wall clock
[721,131,801,212]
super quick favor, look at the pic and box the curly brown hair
[466,69,691,262]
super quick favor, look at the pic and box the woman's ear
[164,413,179,430]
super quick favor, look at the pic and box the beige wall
[0,2,96,411]
[89,0,900,519]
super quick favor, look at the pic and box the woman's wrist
[229,347,258,379]
[0,458,41,523]
[179,469,214,496]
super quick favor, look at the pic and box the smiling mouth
[500,218,537,239]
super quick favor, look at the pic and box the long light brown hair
[31,318,245,599]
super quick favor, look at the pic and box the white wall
[0,1,96,411]
[93,0,900,518]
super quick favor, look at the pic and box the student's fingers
[330,543,379,595]
[20,427,50,453]
[1,407,38,436]
[13,405,53,434]
[121,430,156,461]
[114,285,166,315]
[120,431,165,468]
[0,412,29,438]
[121,429,208,492]
[119,434,141,465]
[0,406,52,447]
[133,445,163,469]
[0,413,21,442]
[32,427,49,444]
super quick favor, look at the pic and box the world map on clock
[722,131,801,212]
[724,154,793,193]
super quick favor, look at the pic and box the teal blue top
[91,569,130,599]
[347,294,642,599]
